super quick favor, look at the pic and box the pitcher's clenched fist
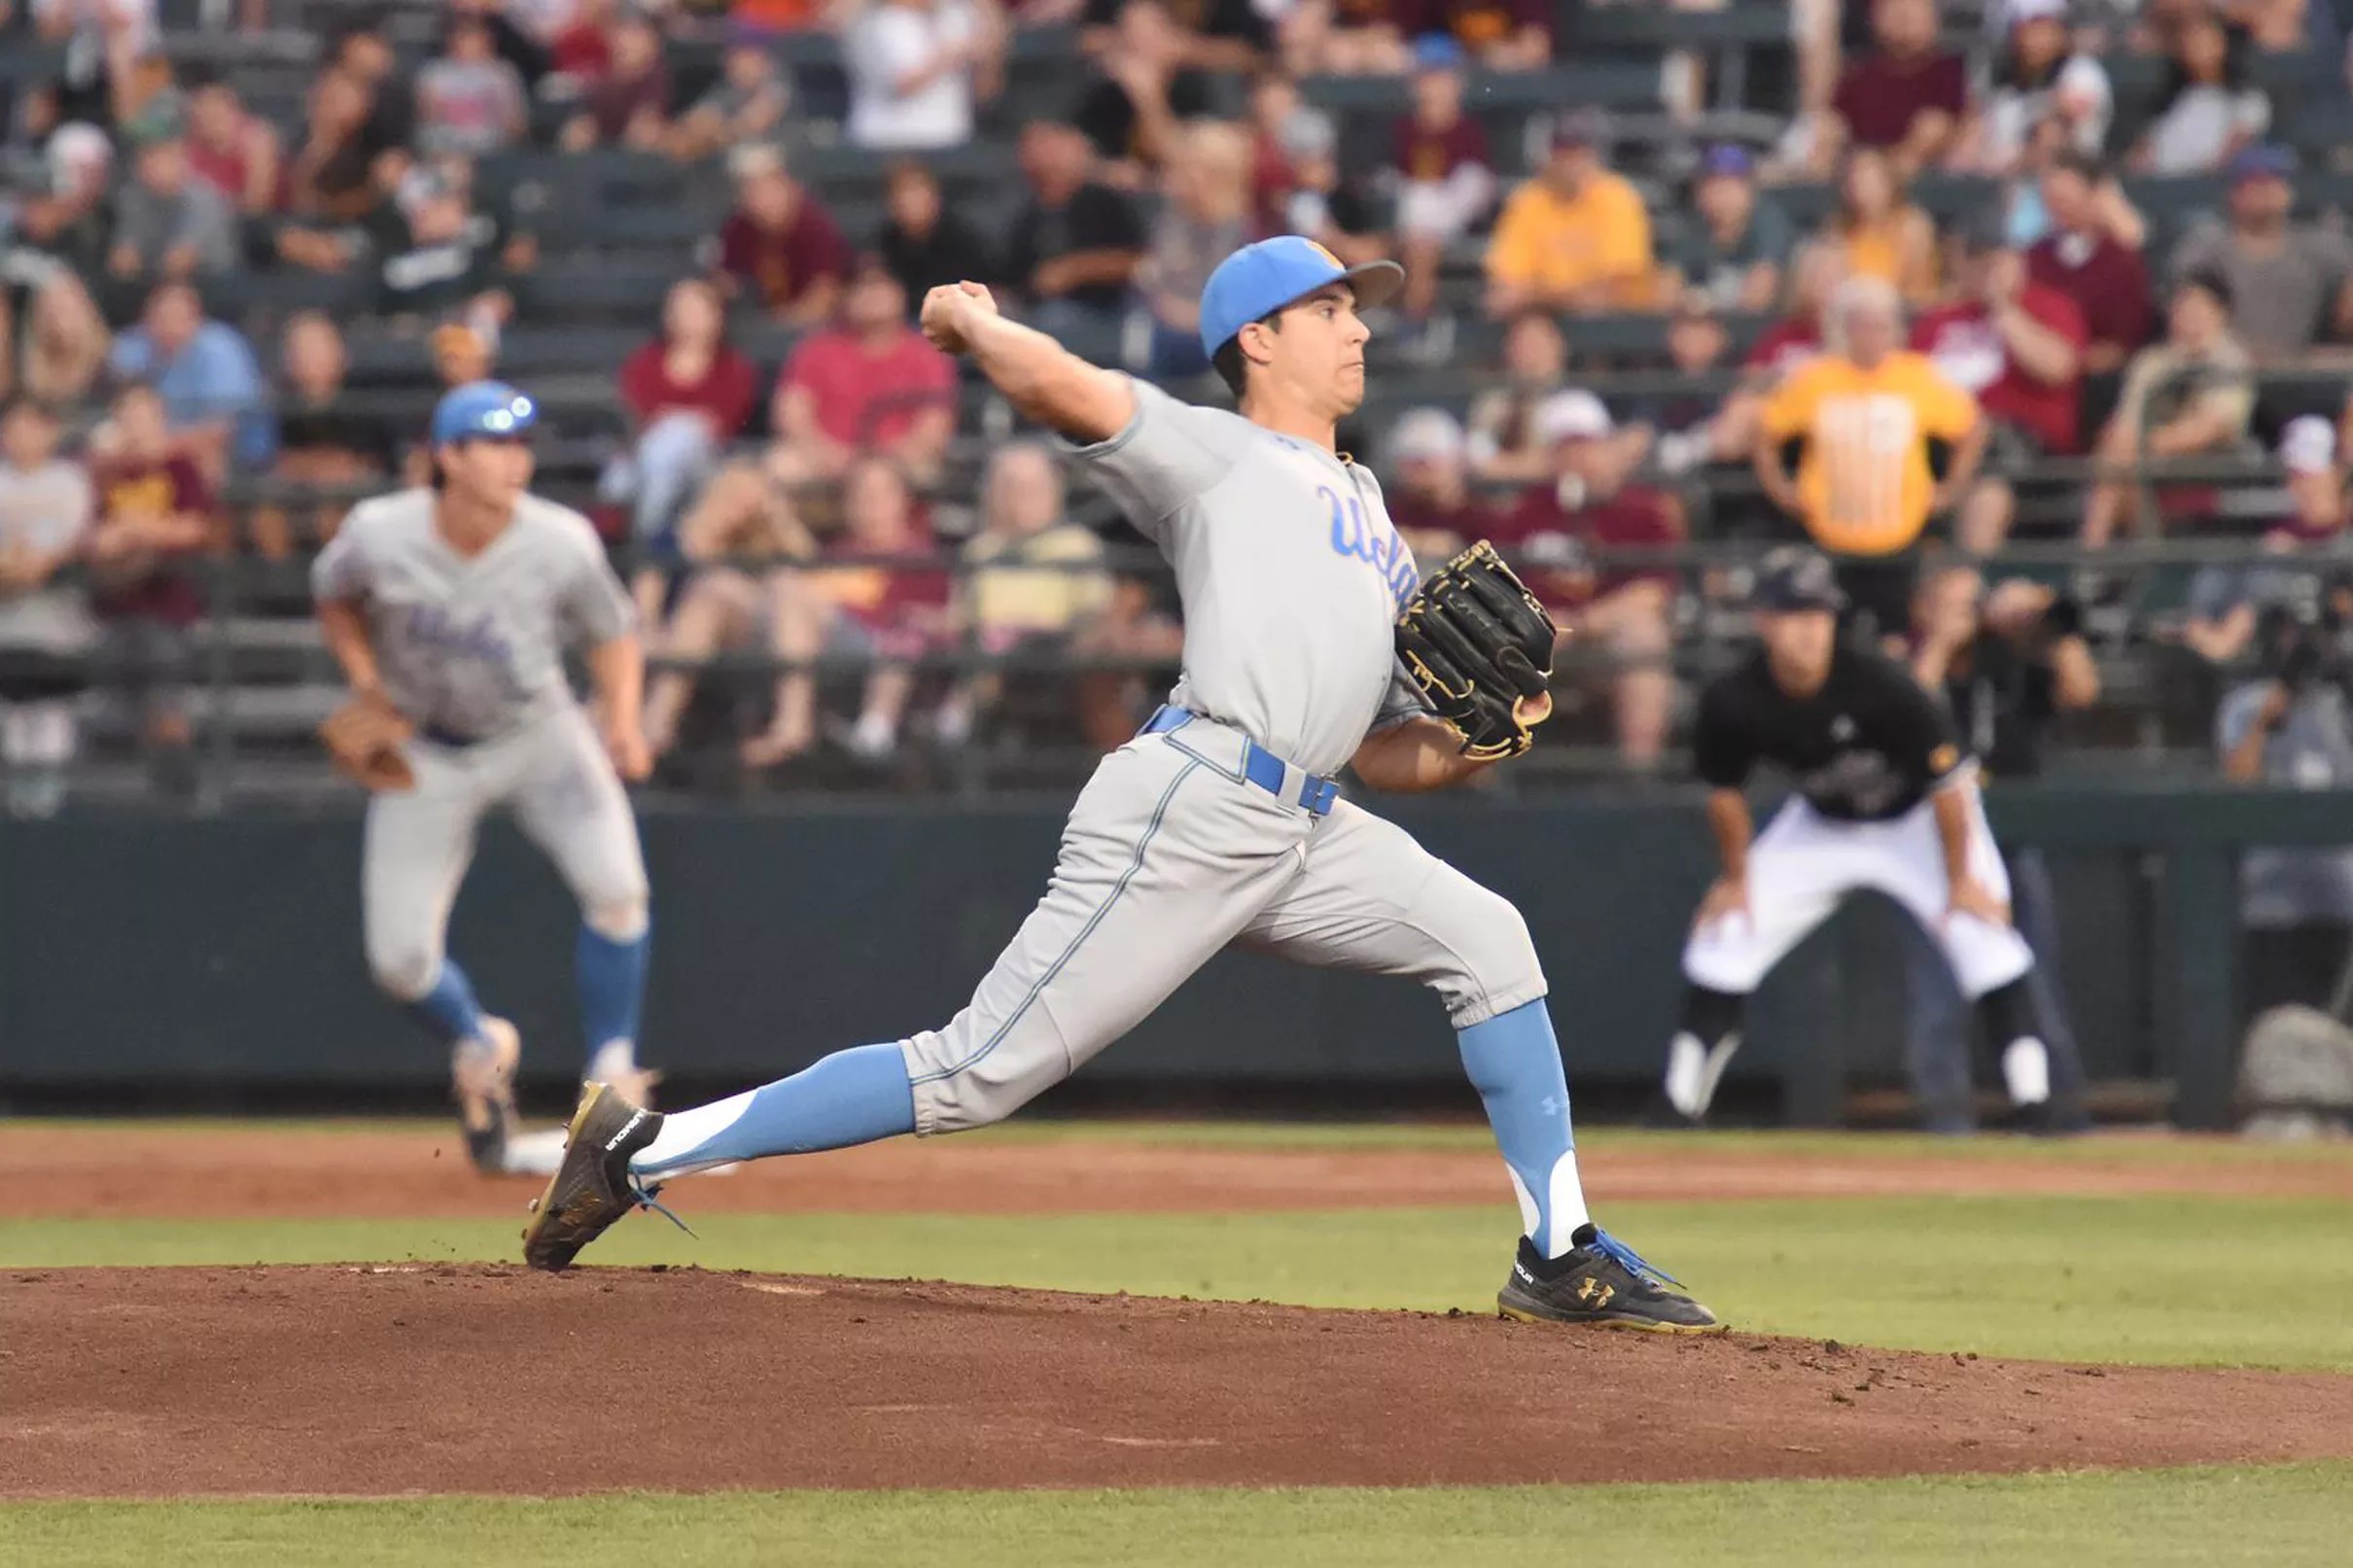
[920,281,999,355]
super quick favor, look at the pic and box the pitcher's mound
[5,1266,2348,1497]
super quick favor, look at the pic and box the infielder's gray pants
[363,706,650,1000]
[900,719,1548,1133]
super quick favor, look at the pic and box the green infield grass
[5,1463,2347,1567]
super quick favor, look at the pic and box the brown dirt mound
[4,1266,2348,1497]
[9,1126,2350,1220]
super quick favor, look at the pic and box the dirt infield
[10,1124,2351,1219]
[5,1264,2349,1498]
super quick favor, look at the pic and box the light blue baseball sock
[576,920,651,1073]
[405,960,489,1045]
[1457,998,1591,1258]
[632,1042,917,1177]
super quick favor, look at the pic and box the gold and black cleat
[521,1081,669,1271]
[1497,1227,1725,1334]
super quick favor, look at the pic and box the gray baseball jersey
[315,486,648,1013]
[1077,378,1425,777]
[311,487,633,743]
[896,377,1544,1137]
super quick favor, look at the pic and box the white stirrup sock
[2002,1037,2052,1105]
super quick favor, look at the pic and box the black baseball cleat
[1497,1226,1725,1334]
[520,1081,675,1271]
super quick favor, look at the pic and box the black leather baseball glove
[1395,540,1559,762]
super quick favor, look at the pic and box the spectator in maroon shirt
[1382,407,1490,565]
[1487,390,1680,765]
[609,278,759,561]
[1392,0,1553,71]
[1390,34,1494,322]
[712,144,852,326]
[2025,151,2154,377]
[1913,212,2090,552]
[88,382,218,795]
[1825,0,1968,175]
[559,7,673,152]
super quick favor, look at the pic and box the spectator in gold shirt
[1756,276,1985,631]
[1484,111,1653,317]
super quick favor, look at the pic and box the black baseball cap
[1754,546,1847,612]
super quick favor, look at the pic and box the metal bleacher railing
[22,462,2316,810]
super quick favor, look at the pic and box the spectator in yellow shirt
[1484,110,1654,316]
[1755,276,1987,629]
[938,440,1113,745]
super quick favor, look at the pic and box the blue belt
[419,723,480,749]
[1141,706,1339,817]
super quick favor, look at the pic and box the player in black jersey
[1659,547,2059,1126]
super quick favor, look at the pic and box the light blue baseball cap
[1197,235,1406,361]
[430,380,538,446]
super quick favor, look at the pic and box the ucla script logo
[404,605,531,701]
[1320,485,1418,610]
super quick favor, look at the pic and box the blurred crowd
[5,0,2353,813]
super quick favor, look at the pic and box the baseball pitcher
[524,237,1720,1333]
[313,382,657,1174]
[1657,546,2067,1126]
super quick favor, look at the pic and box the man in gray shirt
[2171,147,2353,363]
[2218,600,2353,1013]
[0,399,96,817]
[108,133,242,282]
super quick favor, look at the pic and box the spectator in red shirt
[185,72,283,216]
[550,0,616,81]
[1382,407,1489,564]
[1487,390,1680,765]
[88,382,218,796]
[1390,34,1494,323]
[609,277,759,555]
[1392,0,1553,72]
[712,144,851,326]
[559,7,673,152]
[1823,0,1968,175]
[773,257,958,483]
[2025,150,2153,377]
[1914,211,2089,551]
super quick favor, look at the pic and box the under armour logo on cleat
[1576,1276,1614,1307]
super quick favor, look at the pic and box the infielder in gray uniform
[524,239,1718,1331]
[314,381,656,1174]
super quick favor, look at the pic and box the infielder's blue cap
[430,380,538,446]
[1198,235,1406,360]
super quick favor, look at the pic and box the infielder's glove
[1395,540,1559,762]
[320,689,417,791]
